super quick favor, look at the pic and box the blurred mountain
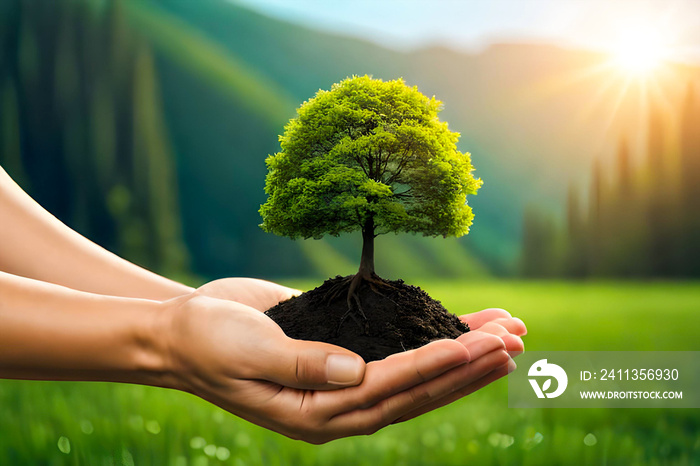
[132,0,695,279]
[5,0,694,281]
[130,0,497,279]
[0,0,189,278]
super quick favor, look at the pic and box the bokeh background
[0,0,698,464]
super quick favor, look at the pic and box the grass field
[1,281,698,465]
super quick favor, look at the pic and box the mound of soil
[265,275,469,362]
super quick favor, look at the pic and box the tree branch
[385,152,412,185]
[353,153,370,177]
[366,147,375,180]
[393,187,413,198]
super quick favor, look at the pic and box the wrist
[129,298,183,390]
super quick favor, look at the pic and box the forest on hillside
[0,0,188,277]
[2,0,698,280]
[521,85,700,278]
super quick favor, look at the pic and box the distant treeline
[0,0,188,276]
[521,83,700,278]
[0,0,494,281]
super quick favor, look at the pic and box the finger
[273,284,302,302]
[266,338,366,390]
[326,349,510,437]
[322,339,470,413]
[394,358,515,423]
[501,334,524,357]
[459,308,512,329]
[476,321,510,337]
[457,331,507,361]
[468,322,523,356]
[485,317,527,336]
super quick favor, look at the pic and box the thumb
[270,338,366,390]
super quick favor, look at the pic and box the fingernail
[507,358,517,373]
[327,354,364,385]
[513,317,527,335]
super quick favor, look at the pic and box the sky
[234,0,700,64]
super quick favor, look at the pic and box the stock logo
[528,359,568,398]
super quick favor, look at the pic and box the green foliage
[0,0,188,276]
[679,83,700,275]
[521,79,700,278]
[260,75,482,242]
[520,206,561,277]
[125,0,295,127]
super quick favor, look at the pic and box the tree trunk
[344,216,376,327]
[358,216,375,279]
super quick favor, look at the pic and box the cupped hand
[391,308,528,422]
[460,308,527,356]
[194,277,301,311]
[160,294,524,444]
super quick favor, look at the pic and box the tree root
[324,273,399,336]
[323,275,353,304]
[337,292,369,336]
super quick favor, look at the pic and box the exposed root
[368,279,399,294]
[351,293,369,333]
[327,273,400,336]
[336,307,366,336]
[336,293,370,336]
[367,282,399,306]
[323,275,353,304]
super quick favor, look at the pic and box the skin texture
[0,167,193,300]
[0,166,527,443]
[162,292,525,443]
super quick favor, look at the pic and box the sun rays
[610,23,670,77]
[514,15,687,154]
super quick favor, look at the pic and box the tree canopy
[260,75,481,241]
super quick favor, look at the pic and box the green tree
[646,101,675,276]
[587,157,606,275]
[0,0,188,277]
[260,76,481,308]
[520,205,559,277]
[679,82,700,276]
[616,137,633,200]
[564,183,586,277]
[609,135,644,276]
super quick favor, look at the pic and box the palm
[194,277,301,312]
[168,296,526,443]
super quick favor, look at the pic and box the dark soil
[265,275,470,362]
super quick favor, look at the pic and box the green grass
[1,281,699,465]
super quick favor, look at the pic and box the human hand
[460,308,527,357]
[389,308,527,423]
[159,295,524,443]
[194,277,301,312]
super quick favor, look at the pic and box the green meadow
[2,281,698,465]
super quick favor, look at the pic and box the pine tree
[0,0,189,277]
[609,135,649,276]
[679,82,700,275]
[131,45,188,274]
[646,101,675,276]
[0,78,28,188]
[520,206,558,277]
[564,183,586,277]
[587,158,606,275]
[616,137,632,200]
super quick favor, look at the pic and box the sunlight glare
[611,24,669,76]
